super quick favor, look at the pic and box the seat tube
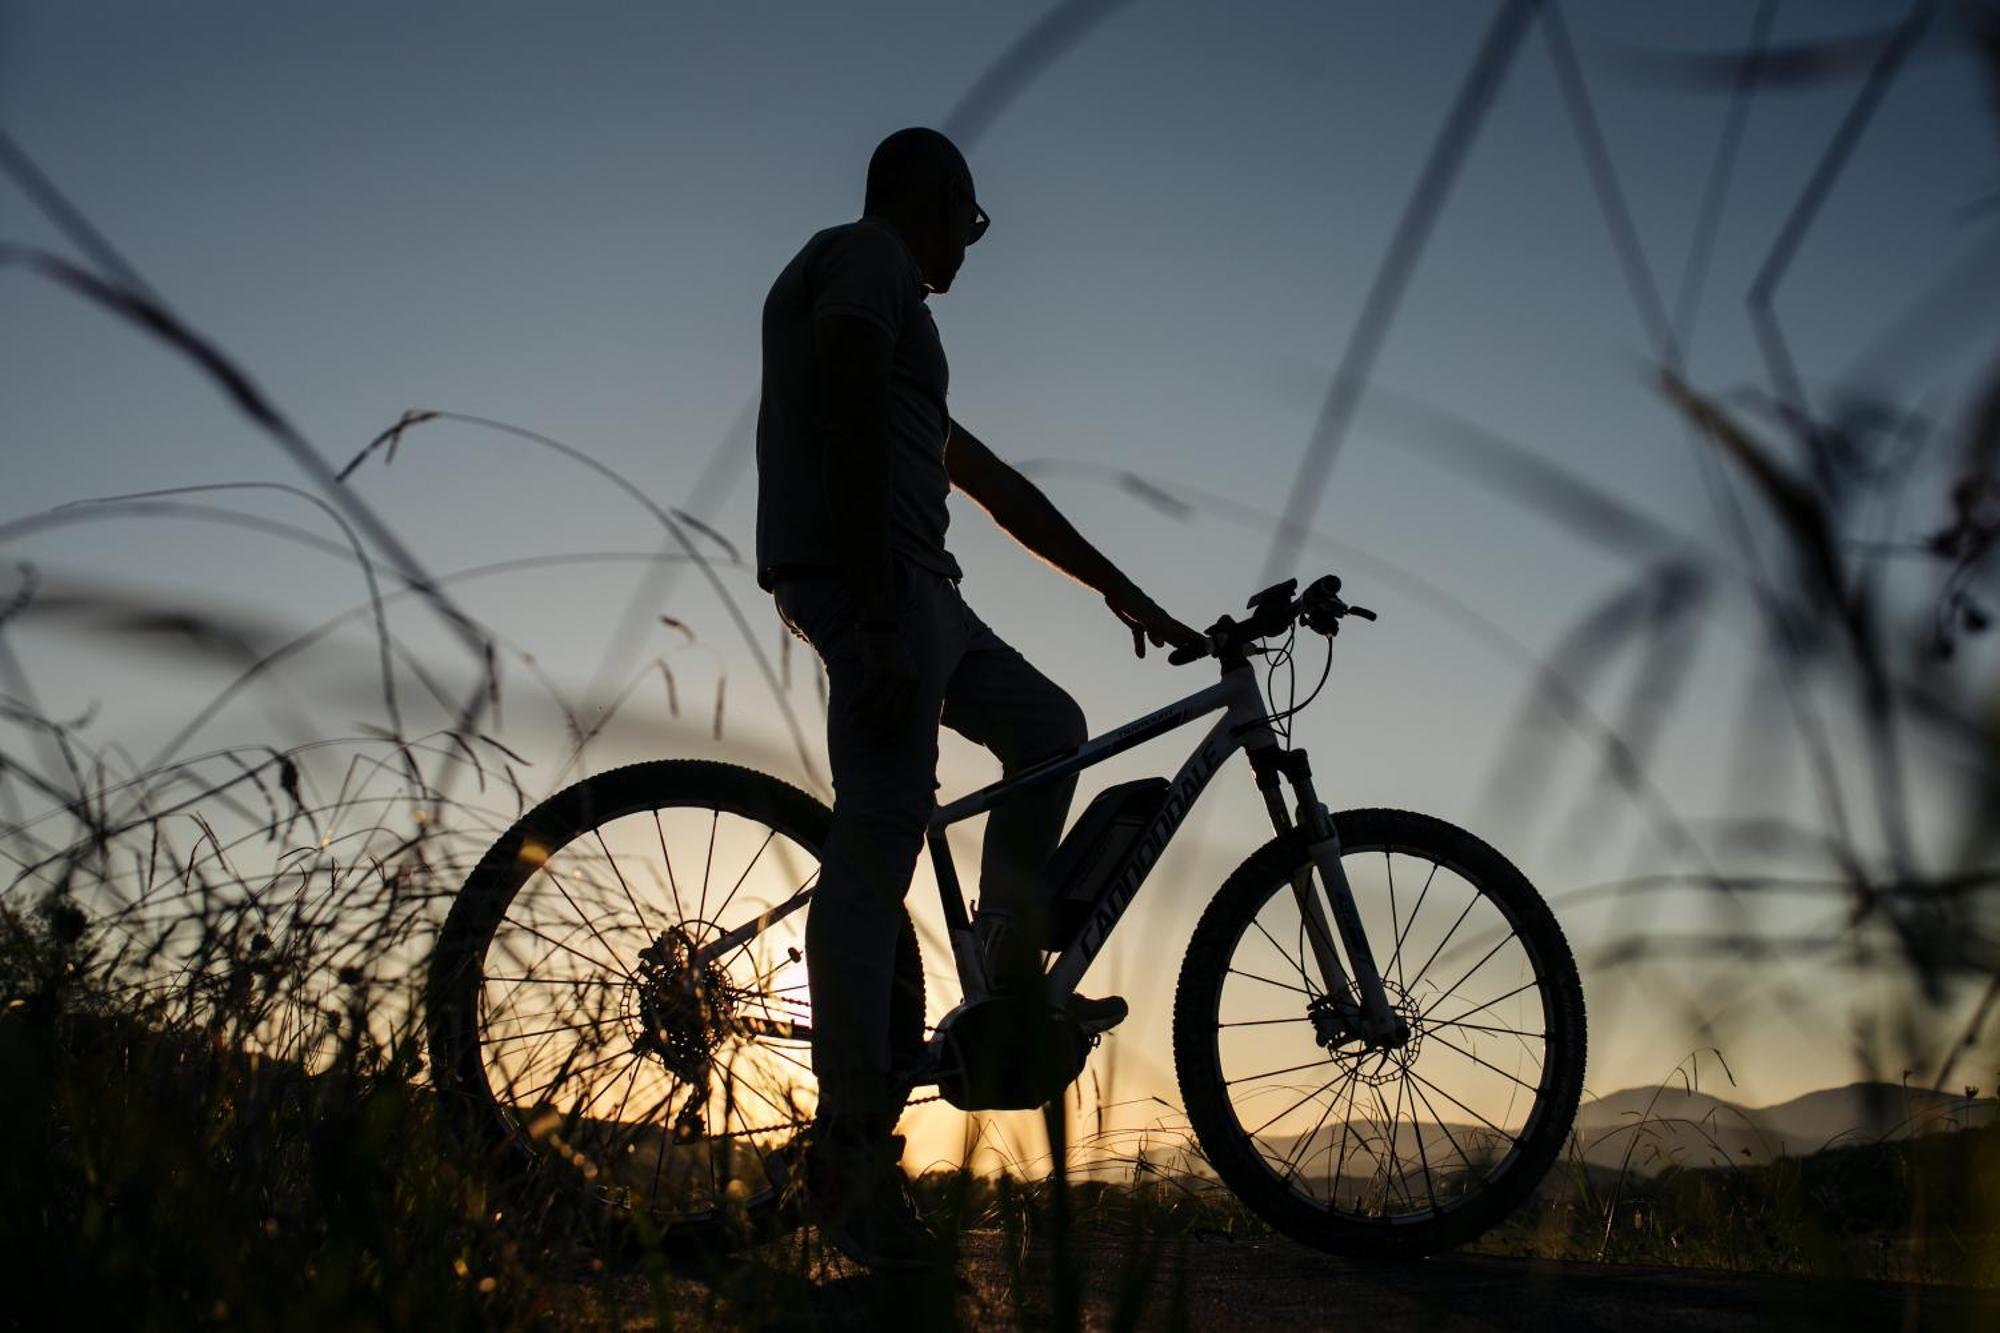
[927,825,988,1001]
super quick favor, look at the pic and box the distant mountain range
[1570,1080,1999,1173]
[1187,1081,2000,1186]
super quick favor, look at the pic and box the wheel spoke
[1429,1016,1543,1041]
[1404,893,1478,997]
[1428,977,1540,1030]
[515,1045,642,1109]
[653,808,687,924]
[1405,1071,1480,1184]
[1416,928,1522,1022]
[1248,1068,1347,1139]
[493,1014,618,1043]
[595,826,658,941]
[1402,1065,1521,1149]
[1226,965,1312,997]
[711,827,778,929]
[1250,915,1316,996]
[497,918,631,984]
[1407,1067,1438,1210]
[1276,1072,1349,1183]
[1388,859,1440,984]
[697,808,718,922]
[1422,1030,1545,1098]
[1368,1075,1417,1213]
[1329,1063,1363,1203]
[1226,1054,1333,1088]
[541,863,645,967]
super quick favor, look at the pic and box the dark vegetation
[0,902,545,1329]
[1480,1121,2000,1285]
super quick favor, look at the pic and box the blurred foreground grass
[5,866,1995,1333]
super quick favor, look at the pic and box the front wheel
[1173,809,1585,1258]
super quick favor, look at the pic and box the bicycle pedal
[1070,994,1130,1037]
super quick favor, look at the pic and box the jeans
[773,563,1087,1122]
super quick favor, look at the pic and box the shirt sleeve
[809,225,911,340]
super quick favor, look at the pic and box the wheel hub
[624,926,735,1083]
[1308,984,1423,1084]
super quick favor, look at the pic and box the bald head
[862,128,984,294]
[865,127,972,216]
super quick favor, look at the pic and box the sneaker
[977,909,1128,1034]
[1067,991,1129,1035]
[796,1121,939,1272]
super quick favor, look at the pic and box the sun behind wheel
[427,759,923,1247]
[1173,808,1585,1258]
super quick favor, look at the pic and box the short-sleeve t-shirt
[755,217,963,590]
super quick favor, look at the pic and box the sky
[5,1,1999,1163]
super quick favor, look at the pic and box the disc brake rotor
[1308,985,1425,1087]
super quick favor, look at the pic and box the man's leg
[771,568,967,1271]
[773,571,957,1126]
[939,597,1088,984]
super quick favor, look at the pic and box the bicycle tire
[1173,808,1584,1258]
[427,759,924,1250]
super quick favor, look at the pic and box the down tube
[1044,710,1241,997]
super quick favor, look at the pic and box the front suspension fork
[1252,750,1408,1048]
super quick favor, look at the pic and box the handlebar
[1167,574,1376,666]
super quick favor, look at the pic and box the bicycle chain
[693,1089,949,1143]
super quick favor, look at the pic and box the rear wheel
[1173,809,1584,1257]
[427,760,924,1249]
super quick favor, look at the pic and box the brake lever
[1348,605,1378,622]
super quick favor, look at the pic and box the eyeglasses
[955,181,990,246]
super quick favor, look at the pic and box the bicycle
[427,573,1586,1259]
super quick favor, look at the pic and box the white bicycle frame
[695,653,1405,1050]
[924,655,1402,1044]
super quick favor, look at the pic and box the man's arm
[816,312,921,735]
[816,313,898,625]
[945,417,1201,656]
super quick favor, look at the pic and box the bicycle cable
[1250,626,1299,744]
[1256,626,1335,745]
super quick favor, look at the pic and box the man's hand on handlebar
[1166,573,1379,665]
[1104,582,1205,660]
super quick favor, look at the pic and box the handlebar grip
[1168,641,1211,666]
[1348,605,1378,621]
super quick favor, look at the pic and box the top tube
[928,670,1251,828]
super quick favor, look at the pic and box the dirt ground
[595,1230,2000,1331]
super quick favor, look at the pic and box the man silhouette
[756,127,1199,1268]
